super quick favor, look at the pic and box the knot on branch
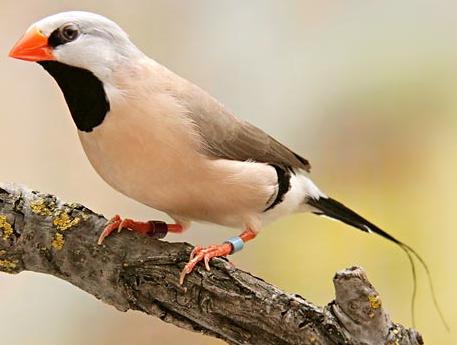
[332,266,423,345]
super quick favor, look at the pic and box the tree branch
[0,183,423,345]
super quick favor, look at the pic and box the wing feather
[166,69,311,171]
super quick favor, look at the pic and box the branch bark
[0,183,423,345]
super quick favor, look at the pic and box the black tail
[307,196,449,330]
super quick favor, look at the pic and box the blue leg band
[224,236,244,254]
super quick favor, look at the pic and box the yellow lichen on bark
[368,294,381,309]
[0,215,13,240]
[52,233,65,250]
[30,198,55,216]
[0,259,17,271]
[53,210,80,231]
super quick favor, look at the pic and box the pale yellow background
[0,1,455,344]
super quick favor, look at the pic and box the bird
[8,11,447,327]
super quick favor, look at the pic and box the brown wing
[197,113,310,171]
[168,70,311,171]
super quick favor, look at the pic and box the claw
[179,266,190,285]
[204,254,211,271]
[189,245,202,260]
[98,215,122,245]
[117,219,126,233]
[179,243,232,285]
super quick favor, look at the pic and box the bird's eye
[48,24,80,47]
[60,24,80,42]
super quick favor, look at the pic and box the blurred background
[1,0,456,344]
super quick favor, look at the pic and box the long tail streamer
[307,196,449,330]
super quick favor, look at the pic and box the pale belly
[78,110,277,228]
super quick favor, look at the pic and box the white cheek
[53,39,115,81]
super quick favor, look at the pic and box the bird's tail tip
[306,195,449,331]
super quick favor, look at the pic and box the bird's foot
[97,214,183,244]
[179,243,233,285]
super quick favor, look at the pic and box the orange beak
[9,26,55,62]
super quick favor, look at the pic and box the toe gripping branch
[179,230,256,284]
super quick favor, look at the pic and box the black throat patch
[38,61,110,132]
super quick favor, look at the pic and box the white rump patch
[262,172,326,223]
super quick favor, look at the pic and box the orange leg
[179,229,257,285]
[97,214,184,245]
